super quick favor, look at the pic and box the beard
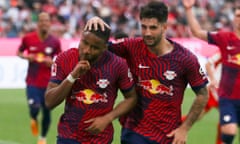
[40,29,48,37]
[82,54,98,64]
[143,35,162,47]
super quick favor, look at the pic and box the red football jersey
[18,32,61,88]
[109,38,208,143]
[208,31,240,99]
[50,48,134,143]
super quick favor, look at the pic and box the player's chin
[143,39,155,46]
[84,56,95,64]
[145,41,156,47]
[41,27,49,32]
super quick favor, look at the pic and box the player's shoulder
[171,39,194,56]
[58,48,77,59]
[105,50,127,65]
[23,31,37,39]
[130,37,144,44]
[105,50,123,60]
[113,37,143,44]
[210,31,234,38]
[112,36,138,41]
[170,39,198,64]
[64,48,78,55]
[48,34,61,42]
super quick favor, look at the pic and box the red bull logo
[138,79,173,96]
[35,53,45,62]
[228,54,240,65]
[72,89,108,104]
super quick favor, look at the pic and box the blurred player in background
[204,52,221,117]
[85,1,208,144]
[183,0,240,143]
[17,12,62,144]
[44,24,137,144]
[202,52,222,144]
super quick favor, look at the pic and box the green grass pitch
[0,88,236,144]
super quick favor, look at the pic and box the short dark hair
[114,31,128,39]
[88,24,111,43]
[140,1,168,23]
[234,5,240,13]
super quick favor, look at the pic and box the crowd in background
[0,0,239,39]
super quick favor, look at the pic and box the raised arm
[182,0,208,41]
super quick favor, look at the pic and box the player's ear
[162,22,168,31]
[103,43,108,50]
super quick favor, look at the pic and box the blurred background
[0,0,239,38]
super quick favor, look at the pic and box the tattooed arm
[182,87,208,129]
[167,86,208,144]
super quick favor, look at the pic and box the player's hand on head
[182,0,195,9]
[84,16,111,31]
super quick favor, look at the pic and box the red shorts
[204,89,218,112]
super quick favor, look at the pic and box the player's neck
[153,38,174,57]
[38,30,49,40]
[235,30,240,39]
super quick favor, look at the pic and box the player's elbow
[45,97,54,110]
[44,93,57,110]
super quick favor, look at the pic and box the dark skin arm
[167,86,208,144]
[85,88,137,134]
[45,60,91,109]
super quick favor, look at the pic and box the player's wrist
[66,73,77,83]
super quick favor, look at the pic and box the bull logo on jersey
[138,79,173,96]
[35,53,45,62]
[97,79,109,88]
[72,89,108,104]
[228,54,240,65]
[164,70,176,80]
